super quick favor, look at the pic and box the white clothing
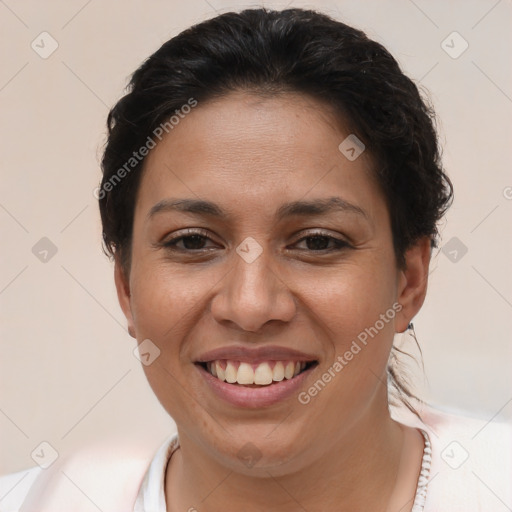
[1,406,510,511]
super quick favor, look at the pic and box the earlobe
[114,257,137,339]
[395,237,431,333]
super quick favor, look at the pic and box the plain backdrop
[1,0,511,475]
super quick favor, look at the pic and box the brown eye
[294,234,350,252]
[162,229,218,252]
[168,235,209,250]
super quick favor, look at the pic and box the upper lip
[195,345,319,364]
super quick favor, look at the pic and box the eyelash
[161,229,351,253]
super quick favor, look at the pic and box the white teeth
[272,361,285,381]
[225,361,237,383]
[215,361,225,381]
[237,362,254,384]
[205,360,311,385]
[254,362,273,385]
[284,362,295,380]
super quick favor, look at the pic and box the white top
[133,428,434,512]
[132,434,178,512]
[1,406,510,511]
[133,406,512,512]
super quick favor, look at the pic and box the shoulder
[0,438,162,512]
[398,404,512,511]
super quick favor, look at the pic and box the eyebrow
[146,196,368,222]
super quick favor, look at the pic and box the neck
[166,399,408,512]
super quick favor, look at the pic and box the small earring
[407,322,414,331]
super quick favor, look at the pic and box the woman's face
[116,91,426,475]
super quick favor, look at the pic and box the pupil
[307,236,329,250]
[183,235,205,250]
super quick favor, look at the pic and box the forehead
[136,90,383,220]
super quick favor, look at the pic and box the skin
[115,91,431,511]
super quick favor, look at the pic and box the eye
[162,229,219,252]
[293,232,351,252]
[160,229,351,254]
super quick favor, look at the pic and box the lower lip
[196,364,316,409]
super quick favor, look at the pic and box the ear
[395,236,431,333]
[114,256,136,339]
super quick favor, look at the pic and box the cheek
[129,265,208,424]
[129,261,201,342]
[298,255,398,338]
[300,255,398,391]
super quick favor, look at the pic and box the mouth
[196,359,318,387]
[195,358,319,408]
[193,345,320,408]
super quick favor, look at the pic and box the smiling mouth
[196,360,318,387]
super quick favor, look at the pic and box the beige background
[1,0,511,476]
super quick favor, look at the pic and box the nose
[210,246,296,333]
